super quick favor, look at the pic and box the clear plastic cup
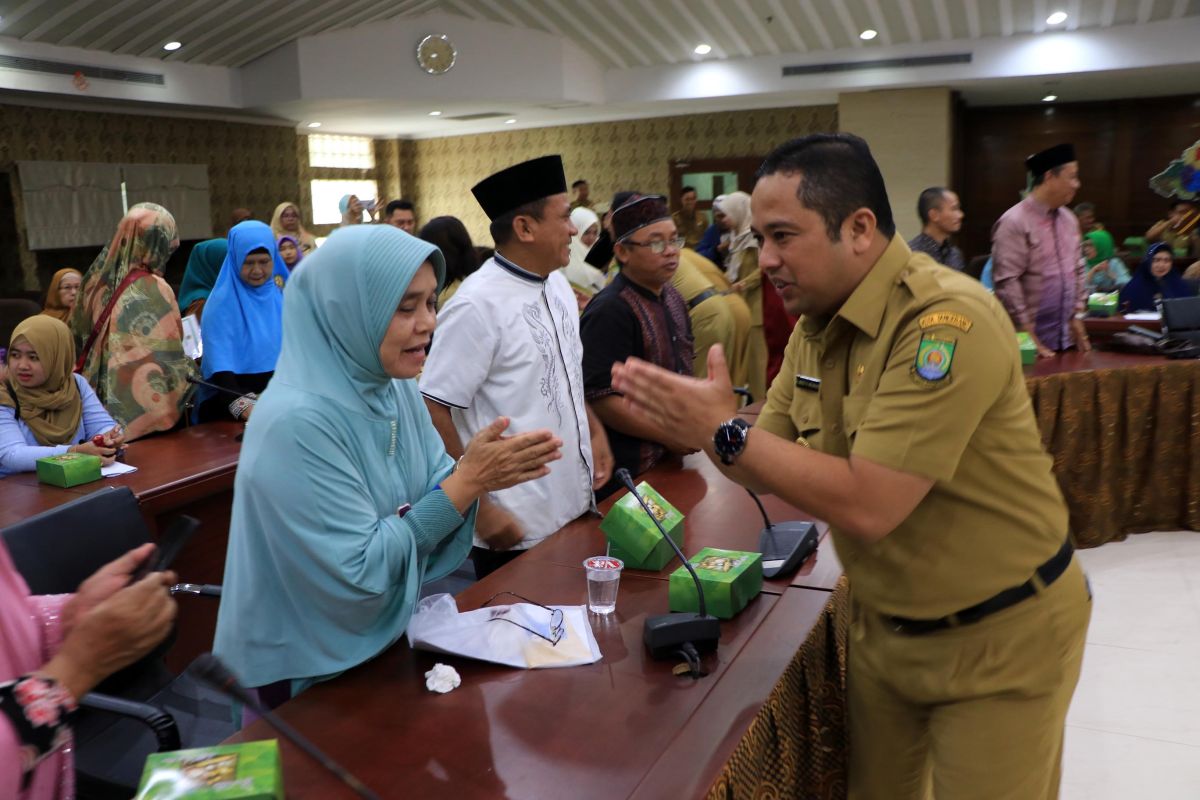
[583,556,623,615]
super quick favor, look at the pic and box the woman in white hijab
[712,191,766,399]
[561,206,606,310]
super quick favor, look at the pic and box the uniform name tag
[795,375,821,392]
[918,311,973,332]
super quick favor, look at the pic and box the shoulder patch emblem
[911,333,955,386]
[918,311,972,332]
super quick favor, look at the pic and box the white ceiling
[0,0,1197,69]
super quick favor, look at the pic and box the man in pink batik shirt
[991,143,1091,358]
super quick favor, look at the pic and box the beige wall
[837,88,953,241]
[404,104,838,243]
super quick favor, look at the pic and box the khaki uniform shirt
[756,237,1068,618]
[673,209,709,249]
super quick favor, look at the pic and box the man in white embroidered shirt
[420,155,615,579]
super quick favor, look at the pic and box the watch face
[714,421,747,454]
[416,34,456,75]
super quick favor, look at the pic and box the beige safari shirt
[756,237,1068,618]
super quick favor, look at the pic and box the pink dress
[0,545,74,800]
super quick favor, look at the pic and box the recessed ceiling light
[1042,94,1057,102]
[694,43,712,55]
[504,118,517,124]
[860,29,878,40]
[428,110,442,116]
[1046,11,1068,25]
[163,41,182,51]
[307,122,322,128]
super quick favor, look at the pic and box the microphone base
[758,520,819,579]
[643,613,721,660]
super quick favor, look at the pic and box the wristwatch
[713,417,750,465]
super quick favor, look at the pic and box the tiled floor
[1063,531,1200,799]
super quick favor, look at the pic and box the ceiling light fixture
[307,122,322,128]
[860,29,878,40]
[1046,11,1068,25]
[1042,94,1057,102]
[429,110,442,116]
[163,41,182,51]
[693,43,712,55]
[504,118,517,124]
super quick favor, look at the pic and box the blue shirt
[0,374,116,477]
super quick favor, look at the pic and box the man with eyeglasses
[580,194,696,497]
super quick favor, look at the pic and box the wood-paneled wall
[956,94,1200,259]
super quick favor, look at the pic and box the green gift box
[599,481,684,571]
[669,547,763,619]
[1087,292,1118,317]
[35,452,102,488]
[1016,331,1037,366]
[136,740,283,800]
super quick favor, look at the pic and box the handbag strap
[75,268,149,374]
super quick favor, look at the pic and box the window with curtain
[16,161,213,249]
[310,179,379,225]
[16,161,124,250]
[123,164,212,241]
[307,134,376,169]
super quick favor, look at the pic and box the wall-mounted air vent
[446,111,514,121]
[0,54,165,85]
[783,53,971,77]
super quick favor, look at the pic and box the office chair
[2,487,235,799]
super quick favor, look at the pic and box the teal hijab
[177,238,228,312]
[213,225,470,690]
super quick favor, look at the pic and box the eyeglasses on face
[481,591,566,645]
[622,236,685,255]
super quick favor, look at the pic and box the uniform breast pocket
[842,395,872,446]
[789,391,823,448]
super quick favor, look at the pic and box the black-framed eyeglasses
[623,236,685,255]
[481,591,565,646]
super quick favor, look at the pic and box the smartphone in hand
[129,515,200,584]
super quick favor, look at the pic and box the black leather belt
[687,289,718,310]
[886,538,1074,636]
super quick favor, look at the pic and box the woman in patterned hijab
[70,202,195,440]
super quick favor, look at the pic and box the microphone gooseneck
[744,488,772,530]
[185,373,246,399]
[189,654,381,800]
[616,468,707,619]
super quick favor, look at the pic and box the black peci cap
[471,155,568,221]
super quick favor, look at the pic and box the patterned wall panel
[0,102,301,290]
[407,104,838,242]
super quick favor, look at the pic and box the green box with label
[35,452,102,488]
[136,740,283,800]
[1087,292,1118,317]
[600,481,684,571]
[1016,331,1037,366]
[669,547,763,619]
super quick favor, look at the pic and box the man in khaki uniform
[672,248,749,382]
[673,186,709,249]
[611,133,1091,800]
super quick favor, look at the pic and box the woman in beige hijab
[270,201,317,254]
[712,191,765,400]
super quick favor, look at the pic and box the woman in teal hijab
[213,225,561,708]
[177,237,228,319]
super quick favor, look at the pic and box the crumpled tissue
[425,663,461,694]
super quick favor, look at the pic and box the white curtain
[16,161,124,250]
[123,163,212,241]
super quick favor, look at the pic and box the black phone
[129,515,200,584]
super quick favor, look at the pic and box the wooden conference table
[229,451,841,799]
[0,421,243,671]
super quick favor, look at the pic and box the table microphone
[189,654,381,800]
[185,374,245,398]
[615,469,720,673]
[745,489,819,579]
